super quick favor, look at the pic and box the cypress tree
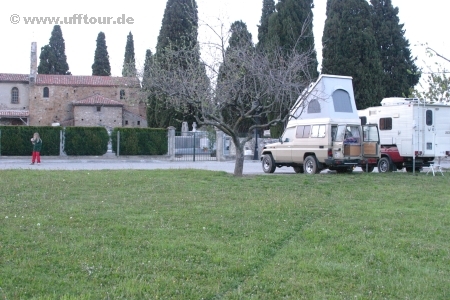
[38,25,70,75]
[371,0,420,97]
[218,21,255,133]
[92,32,111,76]
[257,0,276,51]
[322,0,384,109]
[122,32,137,77]
[267,0,319,78]
[143,49,153,86]
[148,0,202,129]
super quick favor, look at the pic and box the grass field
[1,169,449,299]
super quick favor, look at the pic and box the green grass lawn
[1,169,449,299]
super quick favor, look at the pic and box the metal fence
[174,131,217,161]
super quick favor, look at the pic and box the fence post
[167,126,175,161]
[117,131,120,157]
[0,129,2,157]
[59,129,66,156]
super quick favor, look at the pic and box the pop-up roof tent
[290,74,359,121]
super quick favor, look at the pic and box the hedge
[111,128,167,155]
[63,127,109,156]
[0,126,60,156]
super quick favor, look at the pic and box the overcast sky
[0,0,447,78]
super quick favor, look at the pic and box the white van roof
[290,74,359,121]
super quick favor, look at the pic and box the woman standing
[30,132,43,165]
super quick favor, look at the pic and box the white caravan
[261,74,380,174]
[358,98,450,172]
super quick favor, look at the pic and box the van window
[296,125,311,138]
[335,125,360,143]
[307,99,321,114]
[332,89,353,113]
[311,125,326,138]
[281,127,296,142]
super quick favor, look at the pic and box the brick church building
[0,42,147,128]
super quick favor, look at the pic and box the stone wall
[73,105,123,128]
[0,82,29,110]
[28,84,144,126]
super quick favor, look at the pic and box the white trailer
[358,97,450,172]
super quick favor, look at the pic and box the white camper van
[358,98,450,172]
[261,75,380,174]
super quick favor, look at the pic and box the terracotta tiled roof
[0,73,29,82]
[0,73,141,87]
[73,95,124,106]
[36,74,140,87]
[0,110,29,117]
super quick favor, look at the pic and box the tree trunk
[233,145,245,177]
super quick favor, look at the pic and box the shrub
[0,126,60,156]
[111,128,167,155]
[64,127,109,156]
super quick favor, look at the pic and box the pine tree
[122,32,137,77]
[92,32,111,76]
[267,0,318,78]
[322,0,384,109]
[257,0,276,51]
[371,0,420,98]
[38,25,70,75]
[147,0,202,129]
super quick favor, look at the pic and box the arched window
[307,99,321,114]
[332,89,353,113]
[11,87,19,103]
[120,89,125,99]
[43,87,49,98]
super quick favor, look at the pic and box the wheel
[262,154,276,173]
[377,157,392,173]
[362,165,375,173]
[293,166,304,174]
[304,156,320,174]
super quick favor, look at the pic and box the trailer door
[362,124,380,158]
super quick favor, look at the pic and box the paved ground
[1,154,448,175]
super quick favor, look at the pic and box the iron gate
[175,131,217,161]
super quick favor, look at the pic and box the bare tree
[143,30,316,176]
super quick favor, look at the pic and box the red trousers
[32,151,41,163]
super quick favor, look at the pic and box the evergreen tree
[322,0,384,109]
[143,49,153,85]
[92,32,111,76]
[257,0,276,51]
[371,0,420,97]
[38,25,70,75]
[218,21,255,133]
[147,0,202,129]
[267,0,319,78]
[122,32,137,77]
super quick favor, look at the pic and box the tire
[262,154,276,173]
[304,156,320,174]
[293,166,304,174]
[362,165,375,173]
[377,157,392,173]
